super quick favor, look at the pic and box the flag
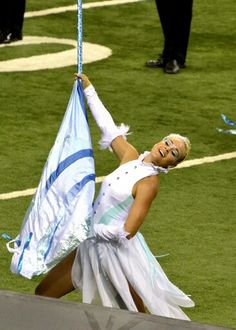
[8,80,95,279]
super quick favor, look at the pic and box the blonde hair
[165,133,191,164]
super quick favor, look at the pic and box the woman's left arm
[76,74,138,164]
[124,177,159,238]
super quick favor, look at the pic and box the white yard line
[175,151,236,169]
[1,151,236,201]
[25,0,145,18]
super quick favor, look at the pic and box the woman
[35,74,194,320]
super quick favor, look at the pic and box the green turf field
[0,0,235,328]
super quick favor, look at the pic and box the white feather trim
[99,123,131,150]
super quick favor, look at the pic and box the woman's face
[150,137,186,168]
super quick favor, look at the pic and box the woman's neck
[143,153,156,166]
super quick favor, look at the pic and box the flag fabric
[8,80,95,279]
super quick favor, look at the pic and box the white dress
[71,152,194,320]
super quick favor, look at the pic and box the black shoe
[164,59,180,74]
[146,55,165,68]
[3,32,22,44]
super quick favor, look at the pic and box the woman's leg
[128,283,146,313]
[35,249,76,298]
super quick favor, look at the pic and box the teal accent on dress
[137,232,158,285]
[98,195,133,225]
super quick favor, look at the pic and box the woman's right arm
[77,74,139,164]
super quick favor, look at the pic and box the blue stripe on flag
[44,173,96,260]
[69,173,96,200]
[45,149,94,192]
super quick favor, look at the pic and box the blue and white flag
[8,80,95,279]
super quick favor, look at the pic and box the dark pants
[155,0,193,65]
[0,0,26,39]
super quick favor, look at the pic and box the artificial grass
[0,44,73,61]
[0,0,235,328]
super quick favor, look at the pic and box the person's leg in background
[146,0,171,68]
[4,0,26,43]
[146,0,193,74]
[156,0,175,63]
[146,0,174,68]
[174,0,193,67]
[0,2,10,43]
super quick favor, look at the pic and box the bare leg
[35,249,76,298]
[128,283,146,313]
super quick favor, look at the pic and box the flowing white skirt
[71,233,194,320]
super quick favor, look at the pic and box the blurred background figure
[146,0,193,74]
[0,0,26,43]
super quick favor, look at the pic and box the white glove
[84,85,130,149]
[93,223,129,243]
